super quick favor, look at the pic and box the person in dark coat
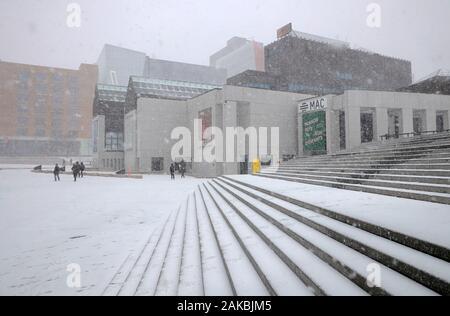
[169,163,175,180]
[53,164,60,182]
[180,159,186,178]
[75,162,81,179]
[72,163,79,182]
[80,162,85,178]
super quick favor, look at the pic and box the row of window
[359,110,449,143]
[15,71,75,138]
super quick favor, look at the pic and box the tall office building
[97,44,227,87]
[228,24,412,95]
[0,61,98,157]
[210,37,265,78]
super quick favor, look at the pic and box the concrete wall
[327,90,450,153]
[224,86,312,161]
[135,98,187,173]
[186,89,224,178]
[124,85,313,177]
[124,110,138,172]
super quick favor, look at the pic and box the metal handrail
[380,129,450,141]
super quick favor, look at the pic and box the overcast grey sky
[0,0,449,81]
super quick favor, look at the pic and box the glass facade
[97,84,128,103]
[131,77,221,100]
[105,132,124,151]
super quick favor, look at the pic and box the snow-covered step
[214,179,438,296]
[177,193,204,296]
[198,185,270,296]
[262,169,450,185]
[335,141,450,156]
[102,211,176,296]
[194,189,235,296]
[286,154,450,163]
[154,196,189,296]
[102,252,142,296]
[134,203,185,296]
[208,181,369,296]
[222,176,450,263]
[256,173,450,205]
[217,177,450,296]
[261,171,450,194]
[204,182,319,296]
[277,162,450,170]
[286,150,450,163]
[332,147,450,160]
[270,166,450,177]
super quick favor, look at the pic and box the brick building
[0,61,98,157]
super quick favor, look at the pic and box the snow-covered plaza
[0,168,203,295]
[1,167,449,296]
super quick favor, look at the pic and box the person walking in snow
[180,159,186,179]
[170,163,175,180]
[53,164,61,182]
[75,162,81,179]
[72,163,79,182]
[80,162,86,178]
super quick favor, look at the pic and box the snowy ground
[0,169,204,296]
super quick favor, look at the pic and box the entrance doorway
[361,112,374,143]
[151,157,164,172]
[413,110,426,135]
[339,111,346,150]
[436,111,448,133]
[240,155,249,175]
[388,109,403,139]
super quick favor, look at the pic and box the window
[105,132,124,151]
[361,113,374,143]
[151,157,164,172]
[110,70,118,85]
[16,71,30,136]
[336,71,353,80]
[339,111,346,150]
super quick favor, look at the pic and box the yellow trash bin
[252,159,261,174]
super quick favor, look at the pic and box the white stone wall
[136,98,187,173]
[124,86,313,177]
[330,90,450,153]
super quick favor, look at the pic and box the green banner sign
[303,111,327,155]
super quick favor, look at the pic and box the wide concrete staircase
[103,176,450,296]
[260,132,450,205]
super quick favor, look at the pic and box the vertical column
[298,109,304,157]
[347,106,361,151]
[447,111,450,131]
[326,110,340,154]
[222,101,239,175]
